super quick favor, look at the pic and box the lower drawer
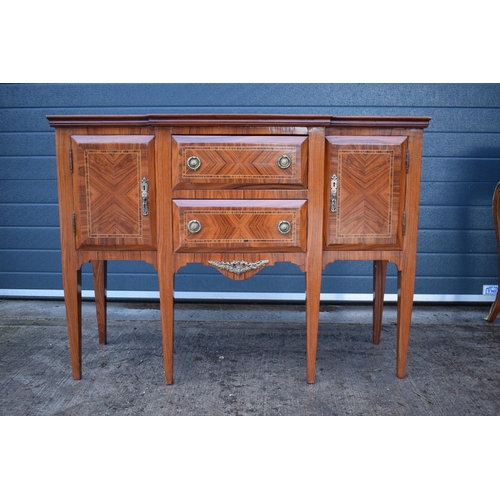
[173,199,307,252]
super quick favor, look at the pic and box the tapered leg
[396,267,416,378]
[92,260,108,344]
[373,260,388,344]
[306,268,322,384]
[158,269,174,384]
[306,273,320,384]
[62,262,83,379]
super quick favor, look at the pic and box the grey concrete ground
[1,299,500,415]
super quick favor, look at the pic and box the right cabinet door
[325,136,408,250]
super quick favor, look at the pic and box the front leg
[158,266,174,385]
[62,261,83,379]
[396,266,416,378]
[306,268,321,384]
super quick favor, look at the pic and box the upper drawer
[172,135,308,189]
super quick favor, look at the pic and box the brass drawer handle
[187,156,202,171]
[277,154,292,169]
[277,220,292,234]
[187,220,202,234]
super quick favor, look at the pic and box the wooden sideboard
[47,114,431,384]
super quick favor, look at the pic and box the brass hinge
[406,150,410,173]
[69,148,73,174]
[72,212,76,235]
[402,211,406,235]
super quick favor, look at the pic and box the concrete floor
[1,298,500,415]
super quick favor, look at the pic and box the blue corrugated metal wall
[1,83,499,300]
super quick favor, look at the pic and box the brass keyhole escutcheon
[277,220,292,234]
[187,156,202,171]
[141,177,149,216]
[187,220,202,234]
[277,154,292,169]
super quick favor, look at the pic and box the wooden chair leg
[373,260,387,344]
[92,260,107,344]
[486,297,500,322]
[486,182,500,322]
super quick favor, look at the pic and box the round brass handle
[187,156,202,171]
[187,220,202,234]
[277,154,292,169]
[277,220,292,235]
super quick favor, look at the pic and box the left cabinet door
[71,135,156,250]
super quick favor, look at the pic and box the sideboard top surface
[47,114,431,129]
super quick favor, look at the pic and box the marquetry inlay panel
[172,135,308,189]
[325,136,407,249]
[85,150,142,236]
[72,135,156,249]
[339,150,395,236]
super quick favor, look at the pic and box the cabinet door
[325,136,408,250]
[71,135,156,250]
